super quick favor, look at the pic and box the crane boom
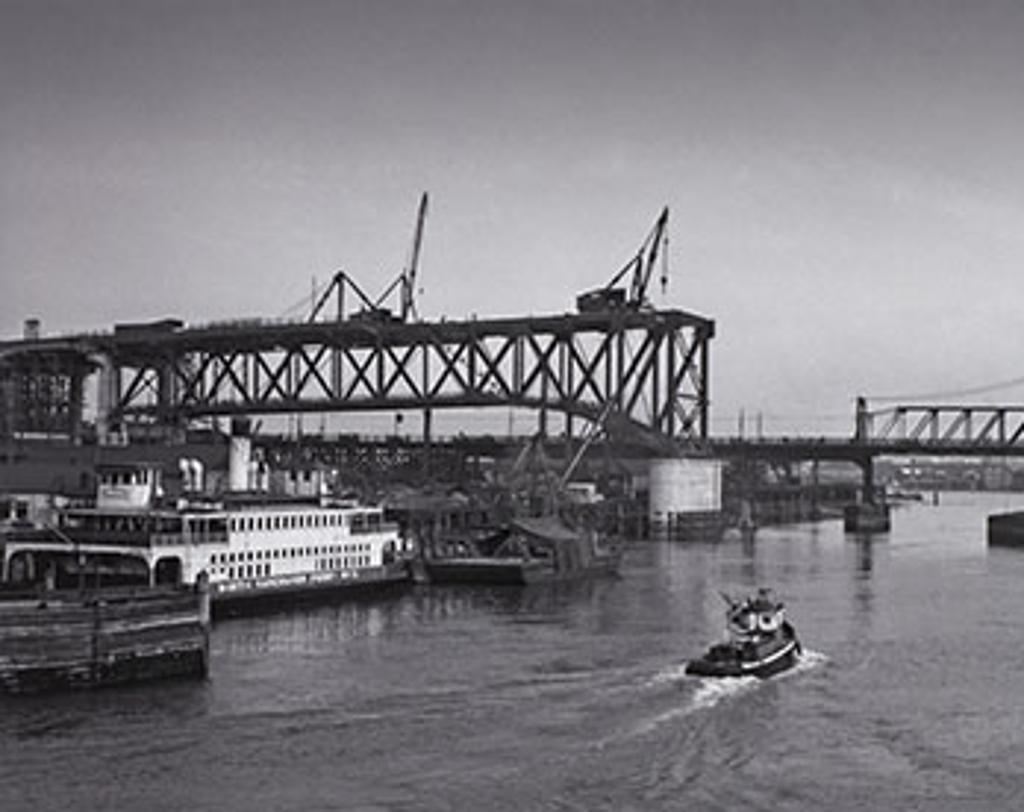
[576,206,669,313]
[402,192,429,321]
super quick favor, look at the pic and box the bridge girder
[2,309,713,445]
[856,402,1024,451]
[0,346,94,438]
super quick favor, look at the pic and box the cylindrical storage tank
[648,457,723,540]
[228,418,252,492]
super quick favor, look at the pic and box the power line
[868,374,1024,403]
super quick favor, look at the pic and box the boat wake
[606,648,829,744]
[689,674,759,710]
[789,648,828,674]
[644,662,691,688]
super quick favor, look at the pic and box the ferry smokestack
[228,417,252,492]
[192,458,204,492]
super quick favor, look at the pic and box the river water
[4,492,1024,811]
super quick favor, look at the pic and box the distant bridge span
[711,401,1024,463]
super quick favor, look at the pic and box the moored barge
[423,515,622,585]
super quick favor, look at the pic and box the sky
[3,0,1024,436]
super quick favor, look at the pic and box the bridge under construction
[0,203,716,454]
[3,201,1024,508]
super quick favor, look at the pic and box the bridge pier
[844,453,891,533]
[95,354,122,444]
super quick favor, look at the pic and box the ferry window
[229,567,235,578]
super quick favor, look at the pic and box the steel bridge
[853,399,1024,454]
[0,308,715,448]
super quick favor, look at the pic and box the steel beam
[1,309,715,446]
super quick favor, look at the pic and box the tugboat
[686,588,801,678]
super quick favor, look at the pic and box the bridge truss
[855,401,1024,454]
[1,309,715,446]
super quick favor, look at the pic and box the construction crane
[401,192,428,321]
[306,192,429,324]
[576,206,669,313]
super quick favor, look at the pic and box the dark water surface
[5,492,1024,811]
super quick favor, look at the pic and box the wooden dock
[0,581,210,694]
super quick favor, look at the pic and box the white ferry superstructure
[2,459,411,617]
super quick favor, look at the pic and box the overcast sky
[3,0,1024,435]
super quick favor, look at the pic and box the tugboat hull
[685,637,801,679]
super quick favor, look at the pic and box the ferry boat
[1,448,410,618]
[685,588,801,679]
